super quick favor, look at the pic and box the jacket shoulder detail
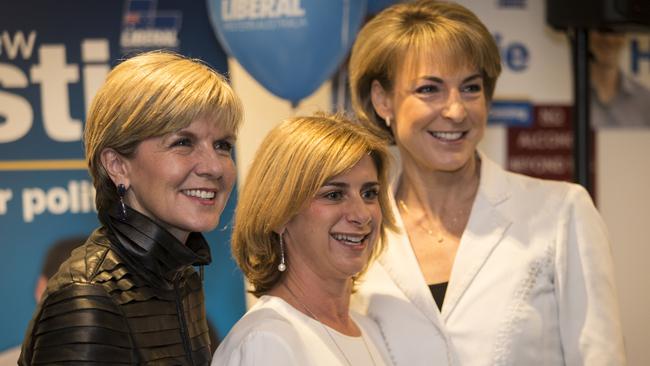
[29,282,135,364]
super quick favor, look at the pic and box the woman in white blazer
[347,1,626,365]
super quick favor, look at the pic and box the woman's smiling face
[121,115,236,242]
[282,155,383,280]
[374,53,488,173]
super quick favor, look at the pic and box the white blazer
[352,153,626,366]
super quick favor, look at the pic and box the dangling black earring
[117,184,127,221]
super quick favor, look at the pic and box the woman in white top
[213,113,397,365]
[347,1,626,365]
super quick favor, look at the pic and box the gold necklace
[398,199,444,243]
[284,285,377,366]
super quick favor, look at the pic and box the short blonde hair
[84,50,243,216]
[233,113,396,297]
[349,0,501,142]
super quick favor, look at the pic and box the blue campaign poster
[0,0,245,352]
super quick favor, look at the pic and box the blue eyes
[214,140,234,153]
[171,137,192,147]
[321,188,379,202]
[324,191,343,200]
[170,138,234,154]
[461,84,482,93]
[363,189,379,200]
[414,83,482,95]
[415,85,439,94]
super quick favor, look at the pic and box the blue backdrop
[0,0,245,351]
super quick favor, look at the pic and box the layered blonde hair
[349,0,502,142]
[233,113,396,297]
[84,50,243,217]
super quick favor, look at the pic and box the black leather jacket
[19,205,213,365]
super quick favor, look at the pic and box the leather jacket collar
[101,204,212,288]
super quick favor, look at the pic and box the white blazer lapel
[379,193,444,327]
[442,155,513,319]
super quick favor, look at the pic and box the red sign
[507,105,596,187]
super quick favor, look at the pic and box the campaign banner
[0,0,244,351]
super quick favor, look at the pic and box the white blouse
[213,295,391,366]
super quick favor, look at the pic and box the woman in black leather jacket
[19,50,243,365]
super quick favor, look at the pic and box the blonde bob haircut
[84,50,243,217]
[349,0,502,142]
[233,113,397,297]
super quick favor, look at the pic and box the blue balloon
[208,0,367,105]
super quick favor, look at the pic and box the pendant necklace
[398,199,445,243]
[284,285,377,366]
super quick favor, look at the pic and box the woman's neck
[269,272,359,336]
[398,153,480,218]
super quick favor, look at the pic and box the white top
[351,152,626,366]
[213,295,391,366]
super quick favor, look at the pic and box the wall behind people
[0,0,245,351]
[591,26,650,365]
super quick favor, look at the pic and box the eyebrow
[420,73,482,84]
[174,130,196,138]
[322,181,380,189]
[215,133,236,141]
[168,129,236,141]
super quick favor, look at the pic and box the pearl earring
[278,233,286,272]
